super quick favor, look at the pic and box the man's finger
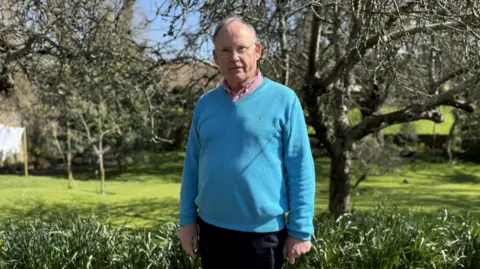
[282,244,287,258]
[181,236,195,258]
[180,237,186,252]
[193,235,198,255]
[186,245,196,258]
[288,248,295,264]
[189,249,196,258]
[188,236,197,258]
[293,247,301,258]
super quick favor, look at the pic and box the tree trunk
[122,152,127,172]
[115,135,127,173]
[373,130,384,147]
[360,104,384,146]
[116,153,127,173]
[329,149,351,216]
[277,0,289,86]
[99,153,105,195]
[116,156,124,173]
[445,109,459,163]
[67,124,74,189]
[329,76,351,216]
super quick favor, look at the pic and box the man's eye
[237,47,247,52]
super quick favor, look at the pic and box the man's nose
[229,52,240,62]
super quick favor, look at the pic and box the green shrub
[292,208,480,269]
[1,208,479,269]
[0,215,200,269]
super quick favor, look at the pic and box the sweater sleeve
[283,96,316,241]
[179,116,201,226]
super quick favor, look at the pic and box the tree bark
[98,124,105,195]
[329,80,352,216]
[329,148,351,216]
[277,0,289,86]
[115,135,127,173]
[445,109,459,163]
[304,6,334,155]
[360,102,384,146]
[373,130,384,147]
[67,123,74,189]
[116,155,124,173]
[99,152,105,195]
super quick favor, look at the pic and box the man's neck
[224,69,261,93]
[226,82,246,93]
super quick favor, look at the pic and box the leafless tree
[1,0,193,192]
[162,0,480,215]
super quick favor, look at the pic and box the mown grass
[350,162,480,214]
[0,152,186,228]
[0,152,479,229]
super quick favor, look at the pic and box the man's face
[213,21,261,90]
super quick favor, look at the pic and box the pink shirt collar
[224,69,264,101]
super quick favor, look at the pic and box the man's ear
[254,42,262,60]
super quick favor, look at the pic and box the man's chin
[226,75,247,84]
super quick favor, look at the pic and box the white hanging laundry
[0,125,6,161]
[11,128,24,154]
[0,126,11,161]
[0,125,6,155]
[0,124,25,161]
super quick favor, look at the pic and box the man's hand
[283,235,312,264]
[180,224,198,258]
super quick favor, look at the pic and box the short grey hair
[212,16,257,44]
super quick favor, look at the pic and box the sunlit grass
[0,175,181,228]
[348,161,480,214]
[0,152,479,229]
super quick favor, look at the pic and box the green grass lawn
[0,152,479,228]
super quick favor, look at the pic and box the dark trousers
[197,217,286,269]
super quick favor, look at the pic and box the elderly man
[179,16,315,269]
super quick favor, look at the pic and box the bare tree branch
[349,86,476,141]
[430,65,480,91]
[322,20,471,88]
[79,114,92,142]
[384,1,417,30]
[169,56,218,69]
[304,6,334,155]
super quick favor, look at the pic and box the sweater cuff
[288,230,312,241]
[179,214,197,226]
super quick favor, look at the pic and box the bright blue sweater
[179,78,315,240]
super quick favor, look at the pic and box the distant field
[0,152,479,228]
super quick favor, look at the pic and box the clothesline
[0,123,25,162]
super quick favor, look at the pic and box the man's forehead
[215,22,254,45]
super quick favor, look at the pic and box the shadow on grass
[45,152,186,183]
[387,195,480,215]
[44,154,333,184]
[412,170,480,184]
[0,197,180,228]
[446,171,480,184]
[352,186,480,215]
